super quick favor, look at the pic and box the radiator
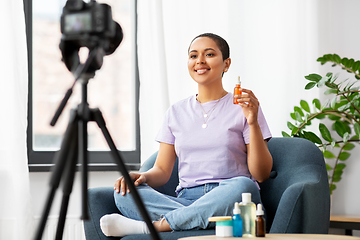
[34,215,86,240]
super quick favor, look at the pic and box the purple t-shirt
[155,93,272,193]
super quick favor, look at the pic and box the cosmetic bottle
[233,76,242,104]
[239,193,256,237]
[255,203,266,237]
[232,202,243,237]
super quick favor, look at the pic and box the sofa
[84,137,331,240]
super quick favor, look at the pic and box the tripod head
[59,0,123,74]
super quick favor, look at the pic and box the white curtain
[0,1,34,239]
[137,0,321,162]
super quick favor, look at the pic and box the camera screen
[64,12,92,33]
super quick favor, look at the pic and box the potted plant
[282,54,360,194]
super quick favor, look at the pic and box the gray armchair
[84,137,330,240]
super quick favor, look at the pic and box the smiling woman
[98,33,272,237]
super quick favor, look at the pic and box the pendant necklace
[197,96,222,129]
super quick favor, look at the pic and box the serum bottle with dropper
[232,202,243,237]
[255,203,266,237]
[233,76,242,104]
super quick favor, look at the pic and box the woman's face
[188,37,230,86]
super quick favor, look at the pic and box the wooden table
[180,234,360,240]
[330,215,360,236]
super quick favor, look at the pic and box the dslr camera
[59,0,123,73]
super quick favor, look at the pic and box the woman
[100,33,273,237]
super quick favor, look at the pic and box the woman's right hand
[114,172,147,196]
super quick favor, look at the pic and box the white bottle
[239,192,256,237]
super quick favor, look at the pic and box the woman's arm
[246,125,272,182]
[114,142,177,195]
[236,88,273,182]
[142,142,177,187]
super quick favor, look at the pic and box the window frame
[24,0,141,172]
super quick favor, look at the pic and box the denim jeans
[114,176,261,231]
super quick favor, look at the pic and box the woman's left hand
[234,88,259,125]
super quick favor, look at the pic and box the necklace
[196,93,226,129]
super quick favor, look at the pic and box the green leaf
[353,60,360,71]
[339,151,351,161]
[295,112,303,122]
[332,173,341,182]
[343,143,355,151]
[334,121,347,137]
[319,123,332,142]
[282,131,291,137]
[343,132,350,143]
[303,131,322,144]
[323,150,336,159]
[338,102,351,111]
[287,121,296,130]
[328,114,341,121]
[335,163,346,171]
[305,73,322,82]
[354,122,360,137]
[291,127,299,136]
[313,99,321,110]
[329,184,336,194]
[294,106,304,117]
[300,100,310,113]
[333,167,343,175]
[326,164,333,171]
[333,54,341,63]
[324,89,338,95]
[318,76,330,87]
[305,82,317,90]
[315,113,326,119]
[341,57,349,67]
[351,135,359,141]
[290,112,297,121]
[330,96,337,109]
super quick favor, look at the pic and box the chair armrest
[269,165,330,233]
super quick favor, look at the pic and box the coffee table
[179,234,360,239]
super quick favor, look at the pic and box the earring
[224,68,228,72]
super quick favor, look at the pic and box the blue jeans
[114,176,261,231]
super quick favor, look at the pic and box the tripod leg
[34,111,78,240]
[91,109,160,240]
[79,114,89,220]
[55,130,79,240]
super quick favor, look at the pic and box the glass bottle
[233,76,242,104]
[255,203,266,237]
[232,202,243,237]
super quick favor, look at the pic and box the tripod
[34,49,160,240]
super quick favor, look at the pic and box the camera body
[61,1,114,37]
[59,0,122,73]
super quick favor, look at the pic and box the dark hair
[188,33,230,60]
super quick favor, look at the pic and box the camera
[59,0,123,73]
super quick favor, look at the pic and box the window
[24,0,140,171]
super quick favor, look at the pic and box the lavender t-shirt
[155,93,272,194]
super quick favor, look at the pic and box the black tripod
[34,48,160,240]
